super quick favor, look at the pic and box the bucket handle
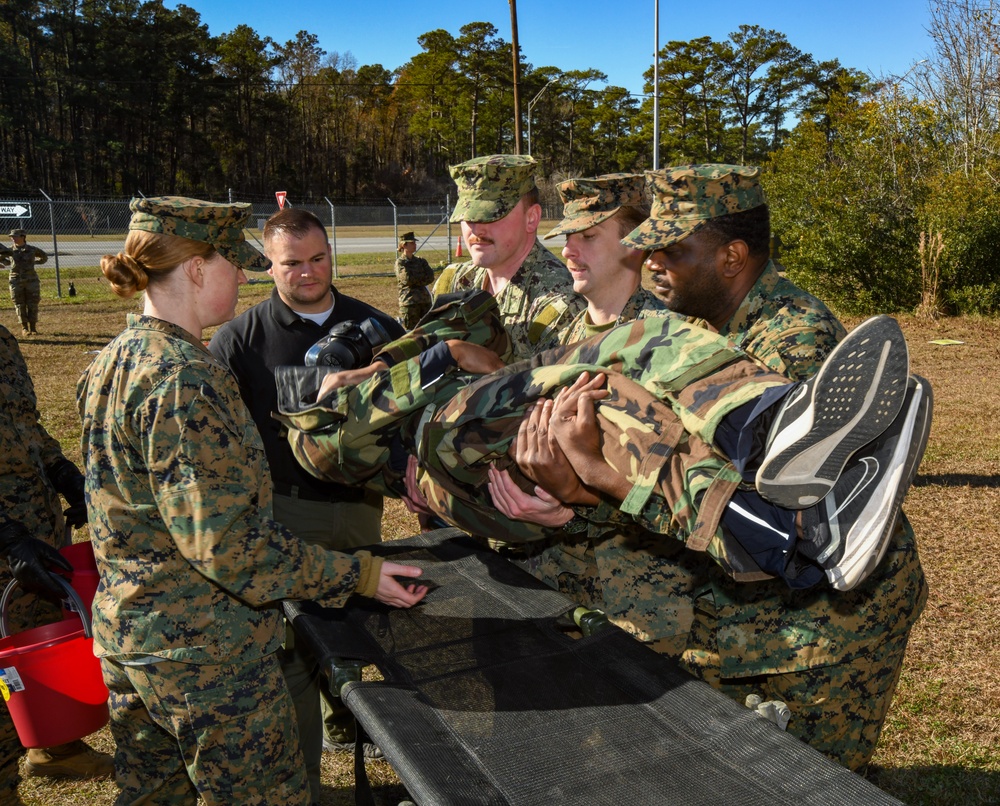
[0,576,92,640]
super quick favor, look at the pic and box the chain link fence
[0,194,494,299]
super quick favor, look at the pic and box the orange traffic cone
[456,240,464,258]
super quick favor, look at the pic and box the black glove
[0,520,73,600]
[46,458,87,528]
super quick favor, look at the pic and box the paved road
[43,235,460,268]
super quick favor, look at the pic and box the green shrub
[945,283,1000,316]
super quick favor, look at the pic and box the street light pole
[653,0,660,170]
[527,79,555,156]
[510,0,523,153]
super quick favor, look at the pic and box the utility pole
[510,0,523,154]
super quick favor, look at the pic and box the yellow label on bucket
[0,679,8,702]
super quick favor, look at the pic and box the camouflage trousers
[9,278,40,329]
[398,286,433,330]
[680,596,913,772]
[283,292,790,569]
[101,652,309,805]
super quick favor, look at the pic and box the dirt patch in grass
[5,286,998,805]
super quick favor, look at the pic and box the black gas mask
[304,318,392,370]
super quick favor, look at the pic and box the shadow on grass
[869,764,1000,805]
[318,782,411,806]
[914,473,1000,488]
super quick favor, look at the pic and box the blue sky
[173,0,933,95]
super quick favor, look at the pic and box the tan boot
[24,740,114,779]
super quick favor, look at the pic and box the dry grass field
[4,270,998,805]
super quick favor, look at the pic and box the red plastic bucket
[58,541,100,618]
[0,578,109,748]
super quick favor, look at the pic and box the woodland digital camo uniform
[395,239,435,329]
[0,323,72,797]
[435,155,585,359]
[509,173,684,612]
[279,293,799,580]
[1,230,47,333]
[77,199,388,804]
[605,162,928,770]
[675,261,929,772]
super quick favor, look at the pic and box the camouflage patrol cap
[621,164,765,250]
[128,196,269,272]
[449,155,538,223]
[544,173,646,240]
[9,228,26,238]
[399,231,416,243]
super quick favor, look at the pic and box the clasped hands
[489,371,629,527]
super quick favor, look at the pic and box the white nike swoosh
[816,456,879,563]
[829,456,880,519]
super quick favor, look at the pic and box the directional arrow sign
[0,204,31,218]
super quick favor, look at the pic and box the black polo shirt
[209,286,404,502]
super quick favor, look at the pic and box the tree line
[2,0,999,315]
[0,1,864,200]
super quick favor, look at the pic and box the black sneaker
[756,315,910,508]
[798,375,932,591]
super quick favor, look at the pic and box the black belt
[272,482,359,503]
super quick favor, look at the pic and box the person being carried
[394,231,435,329]
[276,292,930,593]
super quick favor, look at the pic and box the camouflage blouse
[704,262,928,676]
[77,314,374,663]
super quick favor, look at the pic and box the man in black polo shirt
[209,208,403,798]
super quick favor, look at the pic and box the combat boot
[24,740,114,779]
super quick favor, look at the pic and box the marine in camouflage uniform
[1,229,47,335]
[503,173,679,616]
[395,232,435,329]
[542,173,670,345]
[0,323,112,797]
[434,155,585,359]
[76,197,399,805]
[615,164,928,770]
